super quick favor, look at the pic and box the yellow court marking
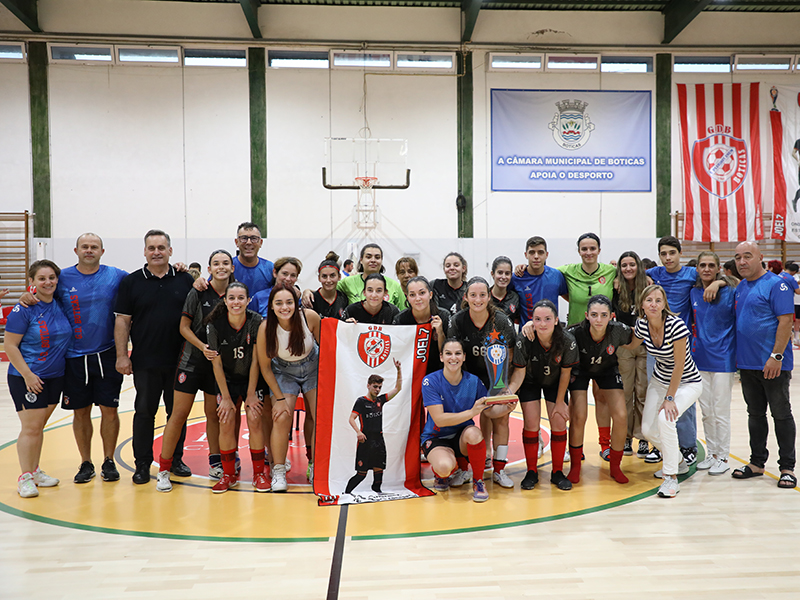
[0,405,702,542]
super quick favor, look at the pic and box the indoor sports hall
[1,1,800,598]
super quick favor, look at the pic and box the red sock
[522,429,539,472]
[492,459,507,472]
[456,456,469,472]
[467,440,486,481]
[567,445,583,484]
[250,448,266,474]
[609,448,629,483]
[221,450,236,477]
[551,430,567,473]
[159,454,173,473]
[598,426,611,452]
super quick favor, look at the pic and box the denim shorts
[271,344,319,396]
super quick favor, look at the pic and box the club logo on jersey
[606,345,615,355]
[598,276,606,284]
[178,372,187,384]
[63,395,70,406]
[691,132,748,199]
[548,99,595,150]
[358,326,392,368]
[25,392,37,404]
[246,333,251,344]
[555,355,562,364]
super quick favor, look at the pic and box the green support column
[28,41,51,237]
[248,48,267,234]
[456,51,473,238]
[655,53,671,237]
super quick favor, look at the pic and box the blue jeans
[739,369,796,471]
[647,353,697,450]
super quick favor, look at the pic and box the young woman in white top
[626,284,703,498]
[256,283,321,491]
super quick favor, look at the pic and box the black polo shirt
[114,264,194,370]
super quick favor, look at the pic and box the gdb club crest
[548,99,595,150]
[691,132,748,199]
[358,326,392,368]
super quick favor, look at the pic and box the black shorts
[569,368,624,392]
[794,305,800,319]
[421,431,468,459]
[355,436,387,471]
[518,380,569,404]
[174,362,217,396]
[223,377,267,404]
[62,348,124,410]
[9,374,64,412]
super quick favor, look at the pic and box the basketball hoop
[355,176,378,190]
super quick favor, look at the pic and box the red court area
[153,410,539,483]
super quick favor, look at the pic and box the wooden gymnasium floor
[1,358,799,599]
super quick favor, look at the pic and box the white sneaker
[653,460,689,479]
[209,464,224,480]
[563,448,571,463]
[271,464,288,492]
[709,458,730,476]
[285,458,292,472]
[18,473,38,498]
[33,467,59,487]
[156,470,172,492]
[449,468,471,487]
[657,476,680,498]
[696,456,716,470]
[493,469,514,488]
[306,463,314,484]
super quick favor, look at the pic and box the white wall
[0,63,32,213]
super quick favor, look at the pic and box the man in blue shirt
[732,241,796,489]
[510,236,568,325]
[231,221,274,295]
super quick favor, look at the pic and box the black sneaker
[132,465,150,484]
[171,459,192,477]
[644,448,662,463]
[521,470,539,490]
[637,440,650,459]
[681,447,697,466]
[101,458,120,482]
[623,439,633,456]
[550,470,573,491]
[74,461,95,484]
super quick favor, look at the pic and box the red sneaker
[212,473,238,494]
[253,472,270,493]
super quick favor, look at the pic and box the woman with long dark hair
[490,256,520,324]
[432,252,469,315]
[342,273,400,325]
[312,259,348,320]
[393,276,450,374]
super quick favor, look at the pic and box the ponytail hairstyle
[443,252,468,282]
[264,283,305,359]
[204,281,249,325]
[460,276,497,319]
[694,251,738,292]
[531,299,565,363]
[208,248,235,285]
[406,275,440,315]
[614,251,647,314]
[317,259,340,274]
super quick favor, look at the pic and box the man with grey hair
[115,230,194,485]
[732,241,797,489]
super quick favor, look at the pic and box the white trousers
[697,371,733,460]
[641,379,703,476]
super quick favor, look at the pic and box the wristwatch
[664,395,675,402]
[770,353,784,362]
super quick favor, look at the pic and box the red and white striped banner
[766,85,800,242]
[677,82,764,242]
[314,319,434,506]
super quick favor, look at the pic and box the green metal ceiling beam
[0,0,40,32]
[239,0,262,38]
[662,0,713,44]
[461,0,482,42]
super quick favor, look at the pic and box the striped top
[634,315,701,386]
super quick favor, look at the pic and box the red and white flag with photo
[766,85,800,242]
[314,319,435,506]
[677,82,764,242]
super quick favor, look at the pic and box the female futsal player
[509,300,577,491]
[563,295,633,485]
[162,249,234,482]
[448,277,517,488]
[311,259,348,320]
[421,339,490,502]
[257,283,322,491]
[343,273,400,325]
[490,256,520,324]
[5,260,71,498]
[626,285,703,498]
[393,276,450,374]
[250,256,303,317]
[432,252,469,315]
[612,251,651,459]
[691,252,737,476]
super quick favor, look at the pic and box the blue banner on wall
[491,89,652,192]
